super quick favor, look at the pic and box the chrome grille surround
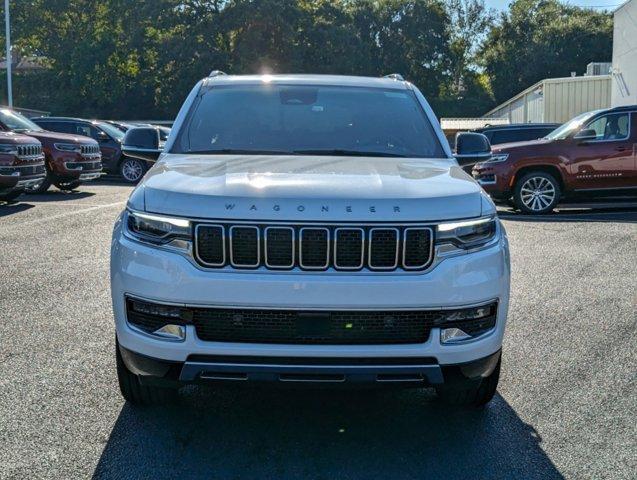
[80,144,101,159]
[194,222,434,273]
[16,144,43,160]
[229,225,260,268]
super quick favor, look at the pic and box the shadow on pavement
[93,386,563,479]
[0,202,34,217]
[499,208,637,224]
[22,190,96,203]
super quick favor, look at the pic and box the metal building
[484,74,611,123]
[611,0,637,106]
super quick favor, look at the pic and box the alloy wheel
[121,159,144,183]
[519,176,556,212]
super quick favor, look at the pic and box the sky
[485,0,624,11]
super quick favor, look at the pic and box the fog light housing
[441,327,472,344]
[152,324,186,341]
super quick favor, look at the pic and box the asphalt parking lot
[0,180,635,480]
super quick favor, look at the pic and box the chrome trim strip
[79,173,101,180]
[299,227,330,270]
[194,224,226,267]
[264,226,295,269]
[402,227,434,270]
[368,227,399,270]
[333,227,365,270]
[229,225,260,268]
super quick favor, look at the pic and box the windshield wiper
[292,149,407,158]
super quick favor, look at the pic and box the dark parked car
[472,106,637,214]
[472,123,561,145]
[32,117,152,183]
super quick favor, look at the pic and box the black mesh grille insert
[300,228,329,268]
[403,229,433,268]
[335,229,364,268]
[369,229,398,268]
[231,227,259,266]
[192,308,438,344]
[196,225,224,265]
[266,227,294,267]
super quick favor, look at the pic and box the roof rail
[208,70,227,77]
[384,73,404,81]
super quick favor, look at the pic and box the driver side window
[585,113,629,141]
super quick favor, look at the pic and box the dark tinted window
[489,128,549,145]
[174,84,445,158]
[37,121,76,135]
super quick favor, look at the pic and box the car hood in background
[492,138,553,153]
[25,130,97,145]
[137,154,489,222]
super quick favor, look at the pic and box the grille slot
[196,225,225,266]
[299,228,329,270]
[16,144,42,158]
[334,228,364,269]
[193,222,435,272]
[369,228,399,269]
[403,228,433,269]
[265,227,294,268]
[230,226,260,267]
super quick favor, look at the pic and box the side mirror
[454,132,492,171]
[97,130,110,142]
[122,127,162,162]
[574,128,598,142]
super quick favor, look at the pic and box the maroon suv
[473,105,637,214]
[0,132,46,202]
[0,108,102,193]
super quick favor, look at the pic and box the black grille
[194,223,434,272]
[196,225,224,266]
[369,228,398,268]
[265,227,294,267]
[300,228,329,268]
[192,308,438,344]
[335,228,364,268]
[80,144,100,155]
[126,298,498,345]
[17,144,42,157]
[230,227,259,266]
[0,164,45,176]
[403,229,433,269]
[65,161,102,171]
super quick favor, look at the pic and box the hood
[24,130,97,145]
[492,138,552,153]
[0,131,41,145]
[134,154,490,222]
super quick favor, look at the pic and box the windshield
[544,110,600,140]
[173,84,446,158]
[0,109,44,132]
[97,121,125,141]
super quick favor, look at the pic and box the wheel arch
[511,164,565,192]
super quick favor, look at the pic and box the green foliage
[0,0,613,119]
[480,0,613,104]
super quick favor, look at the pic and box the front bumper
[112,217,511,372]
[0,163,46,191]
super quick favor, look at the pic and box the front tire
[54,180,82,191]
[116,340,178,406]
[23,177,51,194]
[119,157,147,183]
[513,171,561,214]
[435,357,501,407]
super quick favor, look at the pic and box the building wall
[612,0,637,106]
[544,76,611,122]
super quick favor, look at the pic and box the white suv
[111,73,510,407]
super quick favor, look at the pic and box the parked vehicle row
[453,105,637,214]
[0,108,170,203]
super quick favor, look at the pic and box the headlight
[54,143,81,153]
[485,153,508,163]
[0,144,18,155]
[437,216,498,250]
[124,209,192,248]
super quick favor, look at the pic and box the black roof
[474,123,561,132]
[32,116,98,124]
[607,105,637,113]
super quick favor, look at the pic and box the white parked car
[110,73,510,407]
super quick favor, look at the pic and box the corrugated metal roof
[440,117,509,130]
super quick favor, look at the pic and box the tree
[480,0,613,105]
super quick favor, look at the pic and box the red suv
[473,106,637,214]
[0,109,102,193]
[0,132,46,202]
